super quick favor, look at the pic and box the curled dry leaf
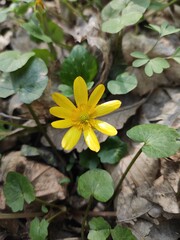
[1,151,67,202]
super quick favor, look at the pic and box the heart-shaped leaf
[111,225,136,240]
[59,45,98,86]
[127,124,180,158]
[0,50,35,72]
[10,58,48,104]
[77,169,114,202]
[107,72,137,95]
[0,73,15,98]
[29,218,49,240]
[3,172,35,212]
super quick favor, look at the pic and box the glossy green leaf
[0,50,35,72]
[101,0,150,33]
[79,149,100,169]
[77,169,114,202]
[144,58,169,77]
[171,47,180,64]
[10,58,48,104]
[0,73,15,98]
[98,137,127,164]
[107,72,137,95]
[3,172,35,212]
[127,124,180,158]
[29,218,49,240]
[59,45,98,86]
[111,225,136,240]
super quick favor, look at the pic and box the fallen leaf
[1,151,67,202]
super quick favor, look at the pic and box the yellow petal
[83,126,100,152]
[74,76,88,107]
[92,120,117,136]
[51,119,73,128]
[92,100,121,118]
[88,84,105,108]
[49,106,72,119]
[62,126,82,151]
[52,92,76,110]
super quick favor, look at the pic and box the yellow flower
[35,0,45,9]
[50,76,121,152]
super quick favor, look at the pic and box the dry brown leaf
[0,31,12,51]
[142,88,180,128]
[138,176,179,214]
[1,151,67,202]
[161,158,180,193]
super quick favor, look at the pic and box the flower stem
[26,104,65,167]
[81,195,93,240]
[113,147,142,198]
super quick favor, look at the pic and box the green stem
[62,0,85,20]
[113,147,142,198]
[145,38,161,55]
[47,208,67,222]
[35,198,65,210]
[81,195,93,240]
[0,119,36,130]
[0,212,43,219]
[26,104,65,167]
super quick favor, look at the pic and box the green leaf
[101,0,150,33]
[33,49,54,66]
[79,149,100,169]
[107,72,137,95]
[111,225,136,240]
[10,58,48,104]
[29,218,49,240]
[0,73,15,98]
[144,58,170,77]
[132,59,149,67]
[98,137,127,164]
[58,84,73,97]
[149,22,180,37]
[22,17,52,43]
[0,51,35,72]
[77,169,114,202]
[127,124,180,158]
[88,229,110,240]
[130,51,148,59]
[3,172,35,212]
[171,47,180,64]
[89,217,111,230]
[88,218,111,240]
[44,20,64,45]
[59,45,98,86]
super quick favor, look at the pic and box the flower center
[80,113,90,123]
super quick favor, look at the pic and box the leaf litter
[0,0,180,239]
